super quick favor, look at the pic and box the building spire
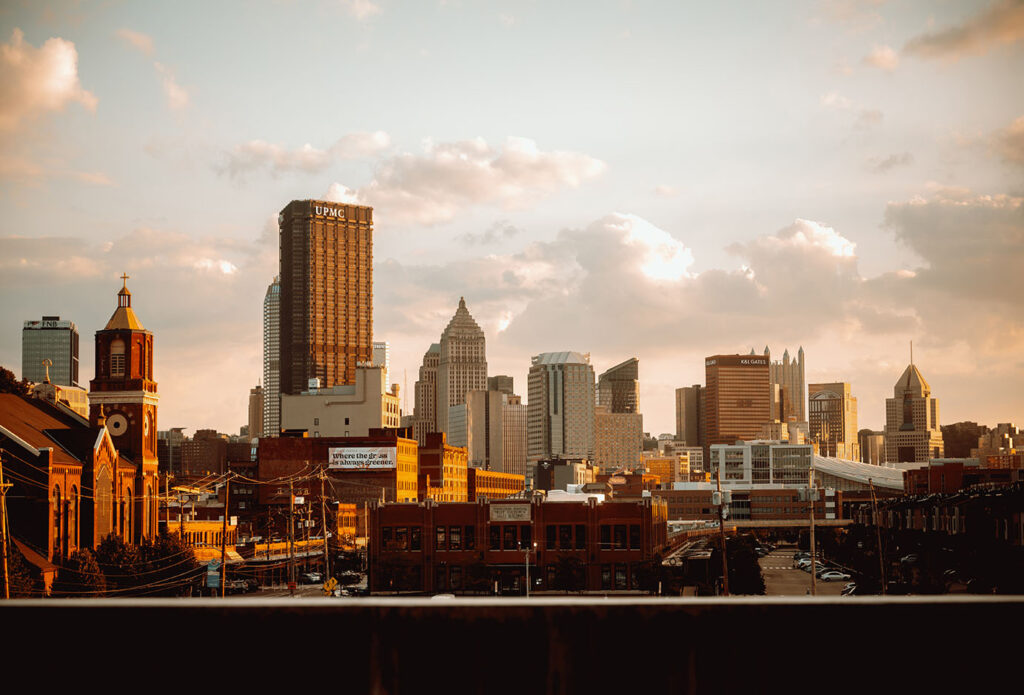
[910,340,913,366]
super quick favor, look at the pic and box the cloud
[358,136,606,224]
[854,109,883,129]
[863,44,899,71]
[223,131,390,177]
[820,91,853,110]
[154,62,189,110]
[116,28,154,56]
[904,0,1024,60]
[821,91,883,129]
[458,220,520,245]
[867,151,913,173]
[0,28,97,132]
[654,184,678,197]
[342,0,381,20]
[995,115,1024,166]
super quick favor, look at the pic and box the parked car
[225,578,252,595]
[820,571,852,582]
[301,572,323,585]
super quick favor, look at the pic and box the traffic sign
[323,577,338,595]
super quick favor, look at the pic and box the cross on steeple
[121,272,130,289]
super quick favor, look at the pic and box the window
[435,525,446,550]
[547,524,557,550]
[110,339,126,377]
[449,566,462,591]
[559,525,572,550]
[600,525,611,550]
[449,526,462,550]
[503,525,517,550]
[615,566,627,590]
[411,526,422,551]
[614,525,627,550]
[521,525,532,548]
[395,527,408,551]
[575,525,586,550]
[489,525,501,550]
[601,565,612,589]
[314,418,319,426]
[345,417,350,425]
[465,525,476,550]
[629,525,641,550]
[382,526,392,547]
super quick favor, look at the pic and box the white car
[820,570,851,582]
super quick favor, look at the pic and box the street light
[524,540,537,598]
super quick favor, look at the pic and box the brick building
[369,496,668,594]
[418,431,468,502]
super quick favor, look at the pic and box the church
[0,277,160,590]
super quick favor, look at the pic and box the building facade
[22,316,79,387]
[262,276,281,438]
[280,365,400,437]
[597,358,639,414]
[435,298,488,438]
[593,405,643,472]
[707,441,814,486]
[808,382,859,460]
[279,200,374,396]
[704,354,771,448]
[248,385,263,442]
[527,352,596,462]
[884,364,943,464]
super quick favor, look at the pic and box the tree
[1,542,39,597]
[0,365,30,396]
[135,532,200,597]
[94,534,140,594]
[51,548,106,598]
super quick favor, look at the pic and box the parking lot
[759,548,847,597]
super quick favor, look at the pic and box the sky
[0,0,1022,437]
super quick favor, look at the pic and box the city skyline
[1,1,1022,435]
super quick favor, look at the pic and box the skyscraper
[594,358,642,471]
[675,385,704,446]
[808,382,858,459]
[435,297,488,438]
[22,316,79,386]
[704,354,771,447]
[248,385,263,442]
[597,358,639,413]
[765,346,805,423]
[527,351,595,462]
[278,199,373,395]
[262,276,281,438]
[373,340,390,392]
[413,343,441,444]
[884,363,943,464]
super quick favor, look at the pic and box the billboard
[328,446,397,469]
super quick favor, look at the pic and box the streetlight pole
[524,541,537,598]
[809,467,817,597]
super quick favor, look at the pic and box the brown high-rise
[704,354,771,447]
[279,200,373,395]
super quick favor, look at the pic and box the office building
[488,375,515,396]
[766,346,805,423]
[280,365,401,437]
[413,343,441,444]
[594,405,643,472]
[262,276,281,438]
[808,382,859,459]
[708,441,814,486]
[597,358,639,414]
[435,297,488,438]
[248,385,263,442]
[527,352,596,462]
[858,429,885,465]
[884,363,944,464]
[449,389,529,475]
[22,316,79,386]
[704,354,771,448]
[278,200,373,395]
[373,340,390,391]
[674,385,704,447]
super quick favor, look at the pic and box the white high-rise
[262,276,281,438]
[527,351,595,462]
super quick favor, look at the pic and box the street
[759,548,846,597]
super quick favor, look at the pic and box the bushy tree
[51,548,106,597]
[1,543,39,597]
[0,365,30,396]
[136,532,200,596]
[94,534,140,594]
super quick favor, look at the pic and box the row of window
[380,523,644,552]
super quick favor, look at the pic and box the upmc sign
[328,446,397,469]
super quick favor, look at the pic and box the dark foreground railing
[3,596,1019,693]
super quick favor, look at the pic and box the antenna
[910,340,913,366]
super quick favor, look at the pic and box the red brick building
[418,432,468,502]
[369,496,668,594]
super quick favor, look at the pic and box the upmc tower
[704,354,771,448]
[279,200,374,395]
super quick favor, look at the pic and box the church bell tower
[89,274,160,541]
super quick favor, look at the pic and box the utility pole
[1,448,13,600]
[716,455,729,596]
[869,478,886,596]
[809,467,817,596]
[219,474,232,598]
[288,479,296,596]
[320,469,330,581]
